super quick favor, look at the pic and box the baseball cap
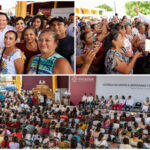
[49,16,66,25]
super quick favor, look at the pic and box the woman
[15,17,26,43]
[16,26,40,72]
[27,30,73,74]
[142,97,150,112]
[0,30,24,74]
[80,31,102,73]
[104,31,142,74]
[31,16,43,38]
[94,133,108,148]
[9,136,20,149]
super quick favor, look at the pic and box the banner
[96,76,150,103]
[70,76,96,105]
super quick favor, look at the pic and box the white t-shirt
[126,98,134,106]
[67,23,74,37]
[0,48,24,74]
[119,99,126,104]
[87,96,93,102]
[113,99,119,104]
[82,95,87,102]
[0,25,16,48]
[124,37,133,53]
[39,95,44,103]
[145,117,150,125]
[55,91,60,102]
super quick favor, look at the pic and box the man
[125,96,134,111]
[67,13,74,37]
[49,17,74,65]
[87,93,94,108]
[0,12,15,48]
[79,93,87,108]
[55,89,61,104]
[135,5,150,25]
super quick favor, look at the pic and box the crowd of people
[0,89,149,149]
[80,93,150,113]
[76,5,150,74]
[0,12,74,74]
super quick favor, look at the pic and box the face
[50,20,67,36]
[0,15,7,30]
[139,25,145,34]
[32,18,41,30]
[24,29,36,43]
[15,20,25,32]
[84,26,91,32]
[38,32,58,54]
[85,32,93,44]
[120,27,126,36]
[123,18,127,24]
[113,33,124,48]
[4,32,17,48]
[68,15,74,24]
[126,26,131,34]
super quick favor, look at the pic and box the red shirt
[1,141,9,148]
[16,42,40,71]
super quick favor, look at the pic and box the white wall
[96,76,150,103]
[51,8,74,18]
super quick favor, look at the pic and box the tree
[96,4,113,12]
[125,1,150,17]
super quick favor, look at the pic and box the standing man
[67,13,74,38]
[49,17,74,66]
[0,12,15,48]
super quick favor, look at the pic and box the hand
[83,50,96,65]
[93,42,101,53]
[125,51,133,58]
[134,51,142,58]
[135,4,139,14]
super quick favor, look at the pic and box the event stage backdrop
[70,76,96,105]
[96,76,150,103]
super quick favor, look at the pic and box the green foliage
[96,4,113,12]
[125,1,150,17]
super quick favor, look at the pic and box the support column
[31,2,34,16]
[52,76,57,92]
[15,76,21,91]
[15,1,27,18]
[54,1,57,8]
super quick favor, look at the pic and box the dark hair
[0,12,9,22]
[98,133,104,141]
[15,17,26,25]
[71,137,77,148]
[91,24,97,30]
[69,13,74,17]
[123,137,129,144]
[80,31,91,49]
[114,23,125,31]
[22,26,37,41]
[104,30,120,53]
[137,142,143,149]
[32,15,44,30]
[5,30,18,40]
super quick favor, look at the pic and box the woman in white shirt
[112,95,119,110]
[0,31,24,74]
[142,97,150,112]
[119,96,126,111]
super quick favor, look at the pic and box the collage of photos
[0,0,149,149]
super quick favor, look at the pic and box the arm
[14,58,24,74]
[26,56,35,73]
[114,51,142,74]
[53,58,74,74]
[135,5,150,25]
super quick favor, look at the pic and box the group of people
[80,93,150,113]
[0,89,150,149]
[0,12,74,74]
[76,5,150,74]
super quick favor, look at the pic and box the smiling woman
[0,30,24,74]
[27,30,74,74]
